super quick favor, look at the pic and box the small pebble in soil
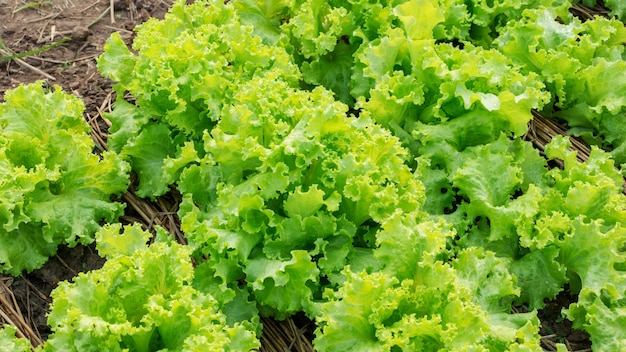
[71,26,90,42]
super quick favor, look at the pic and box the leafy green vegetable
[496,7,626,164]
[43,224,260,352]
[0,82,129,275]
[178,80,424,319]
[0,325,31,352]
[98,0,300,198]
[422,133,626,348]
[315,222,541,350]
[548,143,626,348]
[604,0,626,19]
[99,0,427,321]
[62,0,626,349]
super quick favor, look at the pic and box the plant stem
[0,37,71,62]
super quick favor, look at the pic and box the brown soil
[538,288,591,351]
[0,1,598,351]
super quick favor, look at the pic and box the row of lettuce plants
[1,0,625,350]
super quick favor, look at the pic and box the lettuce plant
[496,8,626,164]
[98,0,424,320]
[42,224,260,352]
[15,0,623,350]
[0,82,129,275]
[178,80,424,319]
[97,0,301,198]
[417,133,626,349]
[315,213,541,350]
[0,325,31,352]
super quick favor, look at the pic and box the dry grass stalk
[526,111,591,164]
[260,316,316,352]
[528,111,626,195]
[541,333,592,352]
[0,48,56,81]
[0,277,43,347]
[570,1,610,20]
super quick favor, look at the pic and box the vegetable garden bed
[1,0,626,351]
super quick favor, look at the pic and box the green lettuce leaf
[566,294,626,351]
[315,264,541,351]
[605,0,626,19]
[0,325,32,352]
[0,82,129,275]
[179,82,424,318]
[44,225,260,352]
[98,0,300,198]
[560,220,626,351]
[233,0,294,45]
[509,246,567,309]
[374,212,452,281]
[496,8,626,164]
[246,250,320,319]
[452,247,520,314]
[543,135,625,224]
[467,0,570,44]
[95,223,152,259]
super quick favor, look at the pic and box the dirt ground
[0,0,173,107]
[0,1,594,351]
